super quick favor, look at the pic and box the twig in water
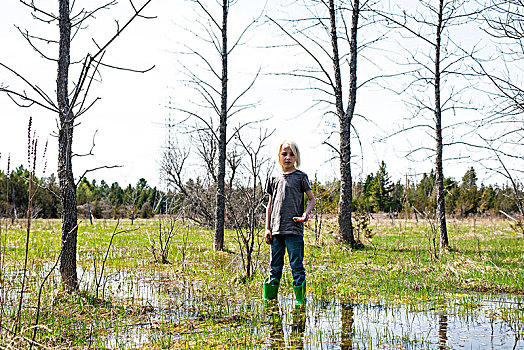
[95,219,139,299]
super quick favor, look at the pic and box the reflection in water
[290,306,306,349]
[266,301,307,349]
[341,302,354,350]
[266,301,284,349]
[438,313,448,350]
[51,268,522,349]
[266,294,523,350]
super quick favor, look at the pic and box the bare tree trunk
[339,124,354,244]
[246,247,251,278]
[1,0,155,290]
[57,0,78,290]
[10,188,17,225]
[333,0,357,246]
[270,1,370,246]
[214,0,228,251]
[435,0,449,250]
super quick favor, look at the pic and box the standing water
[2,265,522,348]
[265,294,523,349]
[88,269,523,349]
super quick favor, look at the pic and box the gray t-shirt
[266,170,312,236]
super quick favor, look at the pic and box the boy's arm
[265,195,273,244]
[298,190,316,222]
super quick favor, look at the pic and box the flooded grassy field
[0,217,522,348]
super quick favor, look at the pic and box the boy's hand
[265,229,273,244]
[293,213,309,222]
[302,212,309,222]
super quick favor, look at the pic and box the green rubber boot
[263,277,280,300]
[293,281,306,306]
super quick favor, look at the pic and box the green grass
[0,216,523,348]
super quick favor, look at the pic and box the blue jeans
[269,234,305,286]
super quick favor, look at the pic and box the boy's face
[279,144,296,172]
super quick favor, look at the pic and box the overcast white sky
[0,0,498,189]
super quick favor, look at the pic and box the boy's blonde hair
[278,140,301,169]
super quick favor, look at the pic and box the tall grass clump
[17,117,46,333]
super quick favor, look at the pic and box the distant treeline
[322,161,517,217]
[0,162,519,220]
[0,166,165,220]
[309,161,517,218]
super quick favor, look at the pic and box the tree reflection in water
[341,302,355,350]
[439,313,448,350]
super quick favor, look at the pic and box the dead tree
[227,129,274,280]
[268,0,381,247]
[167,0,262,251]
[160,136,216,224]
[467,0,524,241]
[0,0,155,289]
[482,140,524,241]
[374,0,483,250]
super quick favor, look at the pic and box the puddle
[265,295,523,349]
[2,266,523,348]
[89,269,523,349]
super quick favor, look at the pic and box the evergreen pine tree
[458,167,478,216]
[370,161,392,212]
